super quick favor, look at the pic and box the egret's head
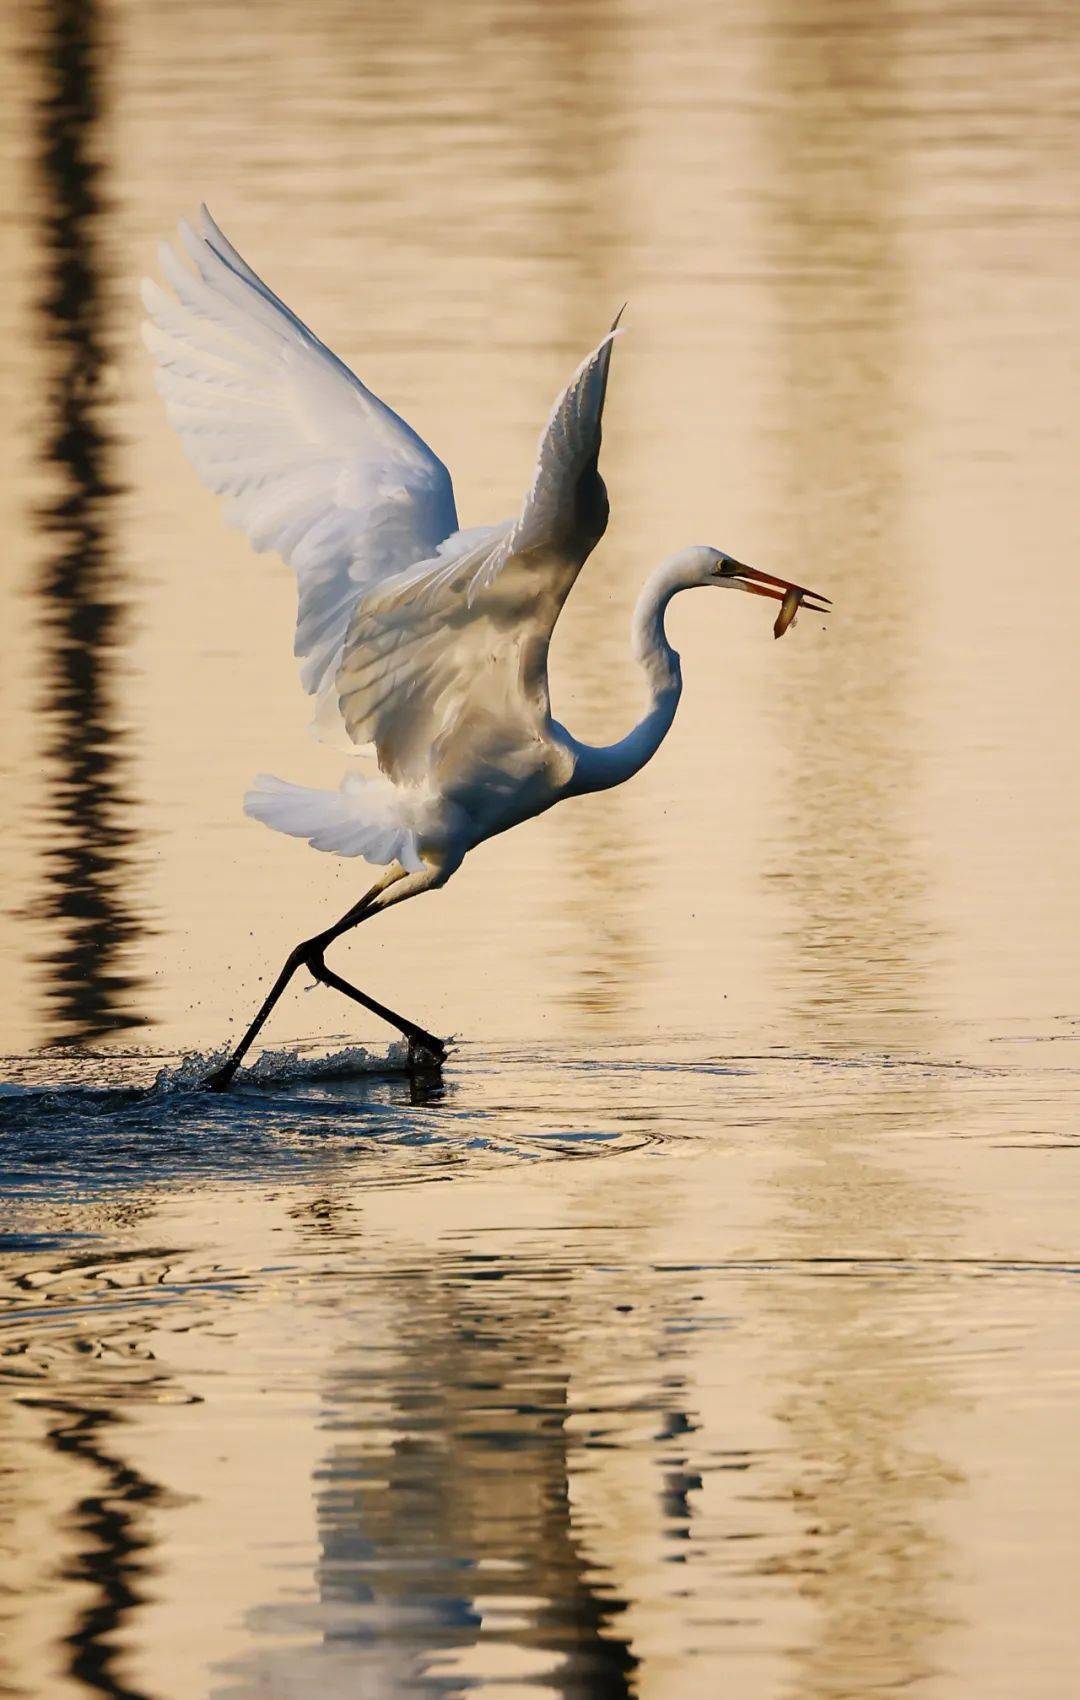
[687,546,831,638]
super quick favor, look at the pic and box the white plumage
[143,208,828,1080]
[143,208,626,862]
[142,208,458,710]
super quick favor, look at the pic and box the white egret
[142,208,829,1089]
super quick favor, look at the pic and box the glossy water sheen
[1,1,1079,1695]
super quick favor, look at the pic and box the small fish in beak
[721,558,831,637]
[773,586,802,640]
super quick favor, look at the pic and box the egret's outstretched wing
[141,207,458,705]
[475,306,624,594]
[335,322,623,783]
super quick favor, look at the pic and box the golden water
[1,1,1079,1695]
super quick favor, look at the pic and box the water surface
[1,0,1079,1695]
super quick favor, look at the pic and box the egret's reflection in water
[235,1250,642,1699]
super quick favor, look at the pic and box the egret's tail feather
[244,773,424,869]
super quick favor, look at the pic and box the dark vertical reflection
[0,1243,185,1699]
[34,0,144,1043]
[43,1400,159,1700]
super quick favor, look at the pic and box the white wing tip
[139,275,163,314]
[197,203,226,247]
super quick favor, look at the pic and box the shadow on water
[33,0,144,1045]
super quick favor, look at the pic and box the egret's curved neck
[568,558,687,794]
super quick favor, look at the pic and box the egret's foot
[202,1063,238,1093]
[301,940,447,1068]
[407,1030,448,1070]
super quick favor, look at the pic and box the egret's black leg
[203,937,319,1092]
[203,875,443,1091]
[302,946,447,1067]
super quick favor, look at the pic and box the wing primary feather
[144,209,460,735]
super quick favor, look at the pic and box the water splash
[149,1040,413,1094]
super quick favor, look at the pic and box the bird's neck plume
[568,557,687,794]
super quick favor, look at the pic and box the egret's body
[142,209,827,1086]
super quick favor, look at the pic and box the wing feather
[142,207,459,702]
[334,321,624,783]
[475,311,623,593]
